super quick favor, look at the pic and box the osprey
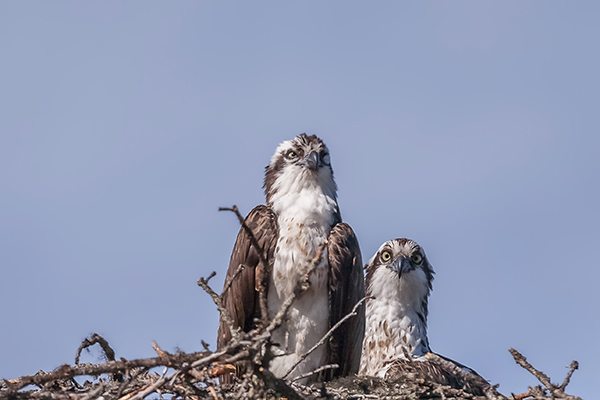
[360,238,485,394]
[218,133,365,383]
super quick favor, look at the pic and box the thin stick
[265,242,327,336]
[127,367,168,400]
[282,296,369,380]
[509,348,555,391]
[198,273,239,341]
[4,350,210,393]
[222,264,245,295]
[151,341,168,358]
[559,361,579,391]
[75,333,116,365]
[290,364,339,383]
[219,205,270,326]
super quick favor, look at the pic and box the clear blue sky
[1,2,598,398]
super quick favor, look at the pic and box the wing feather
[386,354,486,396]
[327,223,365,378]
[217,205,278,351]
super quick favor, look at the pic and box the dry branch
[198,272,240,342]
[509,348,582,400]
[74,333,115,365]
[2,346,210,394]
[1,203,587,400]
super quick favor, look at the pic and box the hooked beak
[299,151,320,171]
[389,256,411,279]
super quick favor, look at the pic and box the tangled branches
[0,205,585,400]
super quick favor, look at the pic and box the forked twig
[127,367,168,400]
[509,348,582,400]
[75,333,116,365]
[198,272,239,341]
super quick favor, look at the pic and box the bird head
[264,133,337,206]
[365,238,435,296]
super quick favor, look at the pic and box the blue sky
[1,2,598,398]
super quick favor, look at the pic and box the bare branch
[509,348,554,391]
[74,333,115,365]
[3,349,210,393]
[127,367,168,400]
[290,364,339,383]
[198,272,240,341]
[559,361,579,391]
[222,263,245,294]
[509,348,582,400]
[151,341,168,358]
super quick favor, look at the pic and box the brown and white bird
[360,238,486,394]
[218,133,365,383]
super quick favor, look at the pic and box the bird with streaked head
[218,133,365,384]
[360,238,487,395]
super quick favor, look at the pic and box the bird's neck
[269,177,339,229]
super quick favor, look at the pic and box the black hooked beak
[300,151,320,170]
[389,256,411,279]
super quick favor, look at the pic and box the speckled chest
[271,216,330,301]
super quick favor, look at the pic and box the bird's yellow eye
[286,150,297,159]
[381,251,392,262]
[411,254,423,264]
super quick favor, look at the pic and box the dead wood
[0,205,585,400]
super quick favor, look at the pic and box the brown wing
[327,222,365,378]
[386,353,486,396]
[217,205,278,351]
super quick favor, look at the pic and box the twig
[127,367,168,400]
[208,385,220,400]
[559,361,579,391]
[3,350,210,393]
[222,264,245,295]
[74,333,115,364]
[198,272,239,341]
[290,364,339,383]
[220,205,270,326]
[114,368,146,400]
[264,242,327,336]
[282,296,369,380]
[509,348,582,400]
[118,385,150,400]
[511,393,532,400]
[151,341,168,358]
[509,349,554,392]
